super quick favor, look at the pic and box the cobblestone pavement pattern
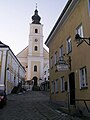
[0,91,87,120]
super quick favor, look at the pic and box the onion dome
[32,8,41,24]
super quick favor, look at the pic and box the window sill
[80,86,88,90]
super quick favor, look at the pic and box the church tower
[28,6,44,86]
[17,6,49,87]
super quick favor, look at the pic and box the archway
[33,76,38,86]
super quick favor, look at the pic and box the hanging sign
[56,64,69,71]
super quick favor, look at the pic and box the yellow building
[45,0,90,116]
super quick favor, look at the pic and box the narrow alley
[0,91,87,120]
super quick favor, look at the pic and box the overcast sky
[0,0,68,55]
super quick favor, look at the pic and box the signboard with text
[56,64,69,71]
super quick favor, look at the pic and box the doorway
[69,72,75,105]
[33,76,38,86]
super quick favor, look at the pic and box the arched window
[34,65,37,72]
[34,46,38,51]
[35,29,38,33]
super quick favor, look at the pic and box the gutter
[45,0,79,47]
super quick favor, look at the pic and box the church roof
[17,45,49,59]
[16,46,28,58]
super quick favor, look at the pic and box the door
[69,72,75,105]
[33,76,37,86]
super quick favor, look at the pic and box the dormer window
[35,29,38,33]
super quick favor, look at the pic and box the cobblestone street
[0,91,88,120]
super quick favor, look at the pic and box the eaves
[45,0,80,47]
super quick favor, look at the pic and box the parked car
[0,90,7,108]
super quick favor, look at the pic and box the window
[0,51,2,62]
[7,71,10,81]
[76,24,84,43]
[54,51,58,65]
[44,78,46,81]
[26,65,28,68]
[50,56,53,68]
[51,81,54,93]
[35,29,38,33]
[67,37,72,53]
[80,67,87,89]
[88,0,90,16]
[34,46,38,51]
[34,65,37,72]
[60,45,64,60]
[60,76,65,92]
[44,71,46,75]
[55,79,59,93]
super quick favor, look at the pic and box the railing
[75,99,90,113]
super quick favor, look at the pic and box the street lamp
[75,34,90,46]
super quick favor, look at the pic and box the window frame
[88,0,90,16]
[50,56,53,68]
[34,65,37,72]
[60,76,65,92]
[54,51,58,65]
[35,29,38,33]
[79,66,88,89]
[76,24,84,44]
[59,45,64,60]
[51,81,54,94]
[34,46,38,51]
[66,37,72,54]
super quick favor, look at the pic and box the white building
[0,41,25,94]
[40,63,50,91]
[17,8,49,87]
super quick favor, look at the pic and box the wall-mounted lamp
[75,34,90,46]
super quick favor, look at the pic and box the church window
[34,46,38,51]
[34,65,37,72]
[35,29,38,33]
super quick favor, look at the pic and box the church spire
[36,3,37,9]
[32,4,41,24]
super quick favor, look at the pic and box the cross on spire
[36,3,37,9]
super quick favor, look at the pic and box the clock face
[35,39,38,42]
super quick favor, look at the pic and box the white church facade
[17,8,49,87]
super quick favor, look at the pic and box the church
[17,7,49,87]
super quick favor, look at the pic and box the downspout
[4,50,9,93]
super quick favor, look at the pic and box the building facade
[17,8,49,87]
[40,62,50,91]
[0,41,25,94]
[45,0,90,117]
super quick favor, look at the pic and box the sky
[0,0,68,55]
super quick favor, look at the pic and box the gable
[16,46,28,58]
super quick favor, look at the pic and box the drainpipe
[4,50,9,94]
